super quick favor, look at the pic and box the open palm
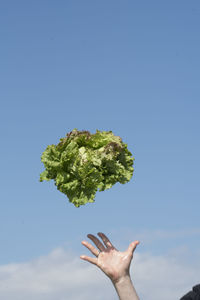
[80,232,139,283]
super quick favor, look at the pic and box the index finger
[87,234,106,252]
[97,232,114,249]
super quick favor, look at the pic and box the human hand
[80,232,139,284]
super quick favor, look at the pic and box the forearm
[112,275,139,300]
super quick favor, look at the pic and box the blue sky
[0,1,200,298]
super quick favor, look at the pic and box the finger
[81,241,100,257]
[80,255,98,266]
[127,241,140,255]
[97,232,114,249]
[87,234,106,252]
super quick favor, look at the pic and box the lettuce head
[40,129,134,207]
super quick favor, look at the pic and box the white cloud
[0,246,199,300]
[0,248,113,300]
[134,253,200,300]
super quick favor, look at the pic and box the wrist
[112,273,131,286]
[112,274,139,300]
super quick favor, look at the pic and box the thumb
[127,240,140,255]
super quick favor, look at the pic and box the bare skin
[80,232,140,300]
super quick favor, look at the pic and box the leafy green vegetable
[40,129,134,207]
